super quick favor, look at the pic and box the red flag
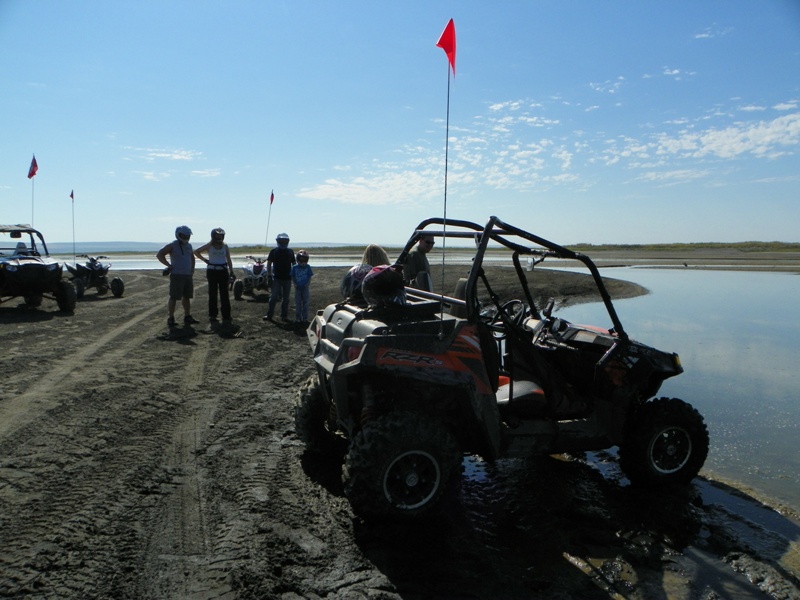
[27,155,38,179]
[436,19,456,76]
[70,190,74,200]
[270,190,274,205]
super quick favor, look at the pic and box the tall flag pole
[264,189,275,251]
[436,19,456,323]
[70,190,76,263]
[27,155,38,226]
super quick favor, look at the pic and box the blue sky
[2,1,799,247]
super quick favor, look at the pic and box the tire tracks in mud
[0,272,241,597]
[0,272,171,440]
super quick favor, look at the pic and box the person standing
[194,227,234,324]
[263,232,295,321]
[156,225,198,328]
[291,249,313,325]
[403,234,435,288]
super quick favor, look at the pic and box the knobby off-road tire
[233,280,244,300]
[110,277,125,298]
[294,374,342,455]
[619,397,709,487]
[55,280,77,312]
[74,278,85,299]
[24,294,43,307]
[344,411,461,520]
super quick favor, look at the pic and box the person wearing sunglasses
[403,235,435,290]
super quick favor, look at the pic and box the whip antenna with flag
[435,19,456,330]
[264,189,275,251]
[70,190,76,263]
[27,154,38,225]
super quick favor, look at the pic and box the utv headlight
[5,264,17,272]
[46,263,59,271]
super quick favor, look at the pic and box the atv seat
[496,380,547,419]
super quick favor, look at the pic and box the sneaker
[263,314,273,321]
[184,315,200,325]
[167,316,176,328]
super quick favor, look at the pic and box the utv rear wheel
[55,280,77,312]
[233,280,244,300]
[294,374,342,455]
[344,412,461,520]
[110,277,125,297]
[619,397,708,487]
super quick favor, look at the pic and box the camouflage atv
[0,224,77,312]
[297,216,708,520]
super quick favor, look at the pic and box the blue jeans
[268,278,292,318]
[294,284,310,322]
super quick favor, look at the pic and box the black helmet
[175,225,192,241]
[296,249,309,263]
[276,232,290,247]
[362,265,407,307]
[211,227,225,241]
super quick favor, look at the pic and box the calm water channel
[555,267,800,510]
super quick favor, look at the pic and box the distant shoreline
[50,247,800,274]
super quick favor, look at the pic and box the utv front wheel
[74,278,85,299]
[344,412,461,520]
[619,397,708,487]
[24,294,43,307]
[294,374,342,455]
[233,280,243,300]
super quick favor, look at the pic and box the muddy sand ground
[1,261,799,599]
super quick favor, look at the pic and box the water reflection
[555,268,800,510]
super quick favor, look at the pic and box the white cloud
[655,112,800,159]
[136,171,171,182]
[590,77,625,94]
[125,147,202,161]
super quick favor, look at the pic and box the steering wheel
[492,299,528,328]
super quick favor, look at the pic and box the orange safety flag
[436,19,456,76]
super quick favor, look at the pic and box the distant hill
[47,242,164,254]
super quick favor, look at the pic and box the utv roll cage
[395,216,628,341]
[0,224,49,257]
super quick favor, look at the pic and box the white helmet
[276,232,290,246]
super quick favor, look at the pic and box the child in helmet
[264,232,296,321]
[194,227,234,324]
[291,249,314,325]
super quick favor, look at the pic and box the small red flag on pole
[436,18,456,76]
[270,189,275,205]
[70,190,74,200]
[28,155,38,179]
